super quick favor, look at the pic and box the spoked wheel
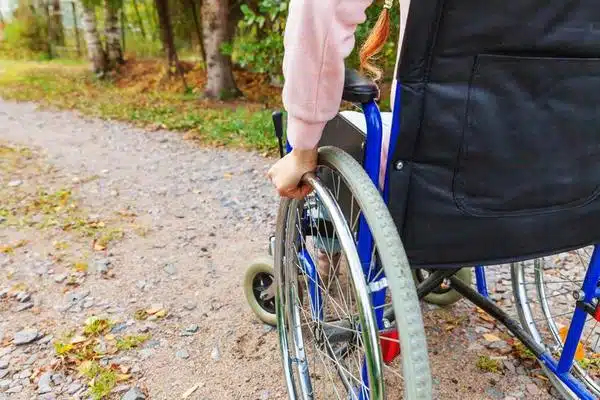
[274,147,431,400]
[244,259,277,326]
[412,268,472,306]
[512,248,600,399]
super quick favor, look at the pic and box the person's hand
[267,148,318,199]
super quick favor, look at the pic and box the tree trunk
[154,0,177,66]
[80,4,108,75]
[49,0,64,45]
[189,0,205,68]
[154,0,188,89]
[202,0,240,99]
[104,0,124,66]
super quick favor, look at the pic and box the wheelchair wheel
[243,258,277,326]
[274,147,431,400]
[412,268,472,306]
[512,249,600,399]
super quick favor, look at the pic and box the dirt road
[0,100,556,399]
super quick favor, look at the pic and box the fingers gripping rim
[316,146,432,399]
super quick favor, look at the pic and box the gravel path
[0,100,560,399]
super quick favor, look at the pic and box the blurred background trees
[0,0,400,100]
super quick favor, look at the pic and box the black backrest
[388,0,600,267]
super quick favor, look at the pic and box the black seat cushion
[342,69,379,104]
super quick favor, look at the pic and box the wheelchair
[245,0,600,398]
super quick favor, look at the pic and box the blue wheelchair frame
[285,83,600,399]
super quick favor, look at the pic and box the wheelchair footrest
[380,328,401,364]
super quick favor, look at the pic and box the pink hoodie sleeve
[282,0,373,150]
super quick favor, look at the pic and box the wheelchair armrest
[342,68,379,104]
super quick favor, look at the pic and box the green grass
[0,60,276,153]
[476,355,502,373]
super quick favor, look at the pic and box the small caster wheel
[412,268,473,306]
[243,258,277,326]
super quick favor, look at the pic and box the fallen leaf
[146,304,163,315]
[116,373,131,382]
[181,384,200,399]
[558,326,585,361]
[93,242,106,251]
[155,309,167,318]
[71,335,87,344]
[483,333,501,342]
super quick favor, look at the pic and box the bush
[0,4,50,60]
[229,0,400,82]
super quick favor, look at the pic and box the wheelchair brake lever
[272,111,285,159]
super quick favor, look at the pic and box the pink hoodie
[282,0,411,151]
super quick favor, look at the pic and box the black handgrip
[272,111,285,158]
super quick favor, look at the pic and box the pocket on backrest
[454,53,600,217]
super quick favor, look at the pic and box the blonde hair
[359,1,393,81]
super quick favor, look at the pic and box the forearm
[282,0,373,150]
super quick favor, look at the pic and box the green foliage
[0,4,50,60]
[230,0,288,78]
[476,355,502,373]
[115,334,150,350]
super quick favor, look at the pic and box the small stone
[111,323,128,334]
[51,374,64,386]
[138,349,153,360]
[93,258,111,274]
[502,360,515,373]
[113,384,130,393]
[183,303,196,311]
[467,342,484,351]
[183,324,199,335]
[260,390,270,400]
[0,359,8,369]
[39,335,54,344]
[176,349,190,359]
[144,340,160,349]
[6,385,22,394]
[0,380,9,391]
[0,289,7,299]
[18,368,32,379]
[8,180,23,187]
[24,354,37,365]
[37,372,53,394]
[16,292,31,303]
[485,387,503,399]
[136,281,146,290]
[211,345,221,361]
[163,263,177,276]
[67,382,83,395]
[13,329,39,345]
[53,274,67,283]
[121,386,145,400]
[15,302,33,312]
[526,384,540,395]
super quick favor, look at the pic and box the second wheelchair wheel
[274,147,431,399]
[412,268,473,306]
[512,251,600,399]
[243,258,277,326]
